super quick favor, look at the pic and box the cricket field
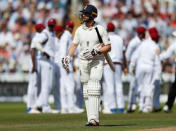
[0,103,176,131]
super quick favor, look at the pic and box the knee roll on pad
[87,80,101,96]
[83,83,88,98]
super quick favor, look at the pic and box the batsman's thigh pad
[90,60,104,81]
[79,60,90,83]
[87,80,101,96]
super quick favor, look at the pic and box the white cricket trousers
[53,63,61,110]
[127,75,138,110]
[153,80,161,109]
[36,57,54,112]
[74,69,84,109]
[27,72,38,108]
[103,64,124,110]
[60,67,75,111]
[79,59,103,123]
[136,68,154,111]
[27,59,41,109]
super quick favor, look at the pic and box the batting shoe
[85,119,99,126]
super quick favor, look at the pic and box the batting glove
[91,48,101,56]
[83,48,101,59]
[62,56,71,72]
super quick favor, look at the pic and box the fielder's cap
[80,5,97,17]
[148,27,158,34]
[107,22,115,31]
[54,25,64,32]
[149,32,160,40]
[136,26,146,34]
[35,24,45,31]
[48,18,56,26]
[66,20,74,28]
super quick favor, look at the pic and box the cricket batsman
[62,5,111,126]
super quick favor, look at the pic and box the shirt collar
[82,22,98,30]
[108,32,115,35]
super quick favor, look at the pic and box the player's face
[139,32,145,39]
[48,25,55,31]
[38,29,44,33]
[68,26,73,33]
[56,31,63,39]
[82,12,91,22]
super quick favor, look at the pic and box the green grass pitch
[0,103,176,131]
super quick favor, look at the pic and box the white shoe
[102,109,113,114]
[138,106,143,113]
[28,108,41,114]
[61,109,68,114]
[68,107,84,114]
[163,105,169,112]
[142,108,152,113]
[51,109,60,114]
[43,109,59,114]
[131,104,137,111]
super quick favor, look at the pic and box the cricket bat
[95,27,115,72]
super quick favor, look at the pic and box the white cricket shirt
[125,36,141,62]
[73,23,110,60]
[131,38,160,71]
[108,32,123,63]
[42,29,56,58]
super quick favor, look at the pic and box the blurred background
[0,0,176,102]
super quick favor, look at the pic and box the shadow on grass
[100,124,137,127]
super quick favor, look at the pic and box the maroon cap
[48,18,56,26]
[107,22,115,31]
[148,27,158,34]
[136,26,146,34]
[54,25,64,32]
[149,32,160,40]
[35,24,45,31]
[66,20,74,28]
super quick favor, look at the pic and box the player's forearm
[99,44,111,54]
[31,49,36,68]
[34,40,44,53]
[67,43,78,57]
[123,50,127,68]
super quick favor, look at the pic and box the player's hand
[62,56,71,72]
[32,66,36,73]
[91,48,101,56]
[129,66,135,75]
[43,52,50,59]
[83,48,101,59]
[156,49,161,55]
